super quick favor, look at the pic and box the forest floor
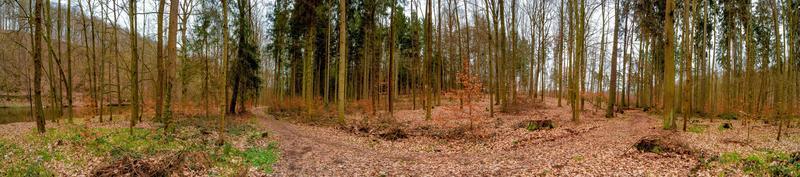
[0,114,280,176]
[260,96,800,176]
[0,96,798,176]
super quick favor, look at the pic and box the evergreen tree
[228,0,262,114]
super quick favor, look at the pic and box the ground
[260,97,799,176]
[0,96,798,176]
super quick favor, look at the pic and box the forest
[0,0,798,175]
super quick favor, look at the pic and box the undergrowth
[0,118,279,176]
[714,150,799,176]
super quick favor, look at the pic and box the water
[0,106,130,124]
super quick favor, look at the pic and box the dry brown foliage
[442,61,484,128]
[91,151,208,177]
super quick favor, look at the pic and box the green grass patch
[0,139,55,176]
[210,142,280,174]
[717,150,800,176]
[242,143,280,173]
[719,152,742,164]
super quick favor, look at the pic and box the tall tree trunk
[129,0,140,133]
[682,0,696,131]
[557,0,564,107]
[388,0,396,114]
[597,0,606,109]
[33,0,46,133]
[324,5,331,106]
[304,25,316,115]
[155,0,166,122]
[337,0,347,123]
[66,0,74,123]
[164,0,179,132]
[663,0,676,130]
[220,0,230,144]
[606,0,620,118]
[424,0,433,120]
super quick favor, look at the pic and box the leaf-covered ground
[1,97,798,176]
[259,97,799,176]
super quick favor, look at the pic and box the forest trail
[253,98,699,176]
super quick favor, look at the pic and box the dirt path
[253,98,791,176]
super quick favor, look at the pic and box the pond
[0,106,130,124]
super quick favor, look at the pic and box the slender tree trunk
[324,6,331,106]
[388,0,396,114]
[597,0,606,109]
[557,0,564,107]
[220,0,230,144]
[424,0,433,120]
[66,0,74,123]
[154,0,166,122]
[129,0,140,133]
[337,0,347,123]
[682,0,696,131]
